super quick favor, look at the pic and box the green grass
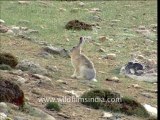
[0,0,157,114]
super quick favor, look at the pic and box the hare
[69,37,97,82]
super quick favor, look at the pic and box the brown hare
[69,37,97,82]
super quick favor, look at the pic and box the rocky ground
[0,1,157,120]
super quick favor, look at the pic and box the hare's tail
[91,78,97,82]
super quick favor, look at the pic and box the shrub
[80,89,149,118]
[45,102,61,111]
[0,53,18,68]
[0,64,12,70]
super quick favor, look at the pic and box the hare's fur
[70,37,97,82]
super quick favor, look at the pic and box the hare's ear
[79,37,83,44]
[79,37,83,45]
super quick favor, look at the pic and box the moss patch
[0,53,18,68]
[45,102,61,111]
[80,89,149,118]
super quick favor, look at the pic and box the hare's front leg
[71,67,79,78]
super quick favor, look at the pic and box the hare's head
[69,37,84,57]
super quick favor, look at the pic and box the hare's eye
[73,47,75,48]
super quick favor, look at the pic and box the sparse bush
[46,102,61,111]
[80,89,149,118]
[0,64,12,70]
[0,53,18,68]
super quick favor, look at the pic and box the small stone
[111,19,121,23]
[14,116,28,120]
[144,39,154,45]
[97,48,106,52]
[32,88,42,95]
[6,29,14,34]
[143,104,157,118]
[106,53,116,60]
[57,113,70,119]
[0,19,5,24]
[0,24,9,33]
[150,24,157,29]
[106,76,120,83]
[138,25,146,30]
[141,92,154,98]
[98,36,109,42]
[64,90,84,97]
[59,8,66,12]
[32,74,51,82]
[17,76,27,84]
[93,42,101,46]
[137,55,145,60]
[70,8,79,13]
[90,8,101,12]
[0,112,7,120]
[102,112,113,118]
[56,80,67,84]
[46,66,58,72]
[18,1,30,4]
[131,84,141,88]
[0,102,8,113]
[78,2,85,7]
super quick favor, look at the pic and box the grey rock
[14,116,29,120]
[16,60,48,75]
[17,76,27,84]
[0,102,8,114]
[43,46,69,57]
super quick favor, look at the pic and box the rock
[150,24,157,29]
[91,15,102,22]
[6,29,14,35]
[18,1,30,4]
[90,8,101,12]
[141,92,154,98]
[131,84,141,88]
[17,76,27,84]
[97,48,106,52]
[57,113,70,119]
[37,51,52,59]
[33,107,56,120]
[0,24,9,33]
[32,74,52,82]
[16,60,48,75]
[143,104,157,118]
[14,116,28,120]
[32,88,42,95]
[59,8,66,12]
[137,55,145,60]
[46,66,58,72]
[138,25,146,30]
[0,102,8,114]
[98,36,109,42]
[43,46,69,57]
[64,90,84,98]
[70,8,79,13]
[111,19,121,23]
[78,2,85,7]
[9,69,23,75]
[144,39,154,45]
[56,80,67,84]
[102,112,113,118]
[106,76,120,83]
[106,53,116,60]
[0,19,5,24]
[0,112,7,120]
